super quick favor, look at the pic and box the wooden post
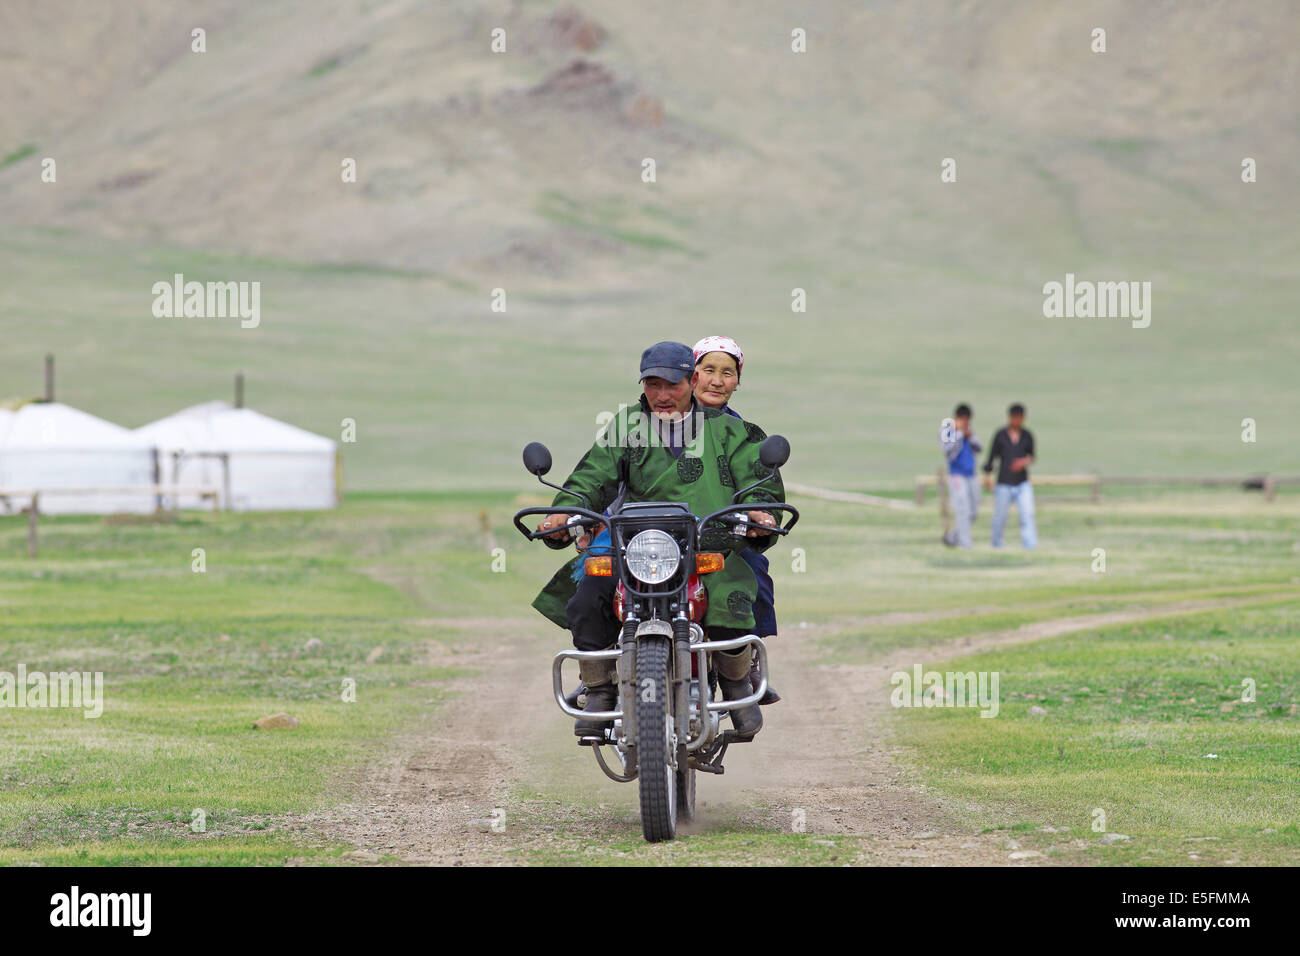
[151,447,163,513]
[334,446,343,506]
[1264,476,1276,503]
[44,354,54,402]
[234,372,245,409]
[937,466,951,539]
[915,476,926,505]
[1091,477,1101,503]
[26,493,38,558]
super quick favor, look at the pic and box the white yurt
[0,402,158,514]
[134,401,338,511]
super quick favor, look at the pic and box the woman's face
[692,351,740,408]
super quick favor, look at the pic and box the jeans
[991,482,1037,549]
[737,549,777,636]
[945,474,980,548]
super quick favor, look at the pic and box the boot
[750,663,781,705]
[574,654,618,738]
[574,683,617,738]
[564,682,588,710]
[715,648,762,738]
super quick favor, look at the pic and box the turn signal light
[584,556,613,576]
[695,553,725,573]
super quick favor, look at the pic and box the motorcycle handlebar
[512,506,608,543]
[512,501,798,548]
[697,502,799,537]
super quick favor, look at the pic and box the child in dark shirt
[982,403,1037,549]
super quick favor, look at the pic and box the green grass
[536,190,694,253]
[0,836,353,867]
[2,220,1296,493]
[1092,138,1148,155]
[772,485,1300,661]
[0,144,36,170]
[890,604,1300,865]
[1,489,1296,864]
[0,496,478,862]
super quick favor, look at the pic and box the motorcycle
[512,436,797,842]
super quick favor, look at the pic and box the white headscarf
[691,335,744,372]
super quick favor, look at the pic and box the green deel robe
[531,396,784,631]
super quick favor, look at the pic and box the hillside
[1,0,1297,489]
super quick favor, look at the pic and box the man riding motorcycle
[533,341,783,739]
[569,334,783,702]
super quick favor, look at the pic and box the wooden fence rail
[785,481,916,511]
[914,474,1299,504]
[915,473,1100,504]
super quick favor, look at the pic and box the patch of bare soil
[295,594,1292,865]
[277,619,556,865]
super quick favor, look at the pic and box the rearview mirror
[522,442,552,476]
[758,435,790,470]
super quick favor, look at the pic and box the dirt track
[296,594,1290,865]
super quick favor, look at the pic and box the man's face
[1008,412,1025,429]
[643,376,692,419]
[692,352,740,409]
[953,414,970,433]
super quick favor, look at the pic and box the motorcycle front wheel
[636,635,677,842]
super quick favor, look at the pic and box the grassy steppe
[0,496,474,864]
[893,605,1300,865]
[0,488,1295,864]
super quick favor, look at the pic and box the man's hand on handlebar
[537,513,573,542]
[746,510,777,537]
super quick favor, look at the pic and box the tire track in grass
[689,590,1298,866]
[834,590,1300,865]
[299,593,1294,865]
[282,618,559,865]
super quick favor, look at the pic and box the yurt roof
[135,401,335,452]
[0,402,149,450]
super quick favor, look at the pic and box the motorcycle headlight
[624,529,680,584]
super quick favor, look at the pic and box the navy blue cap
[639,341,694,383]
